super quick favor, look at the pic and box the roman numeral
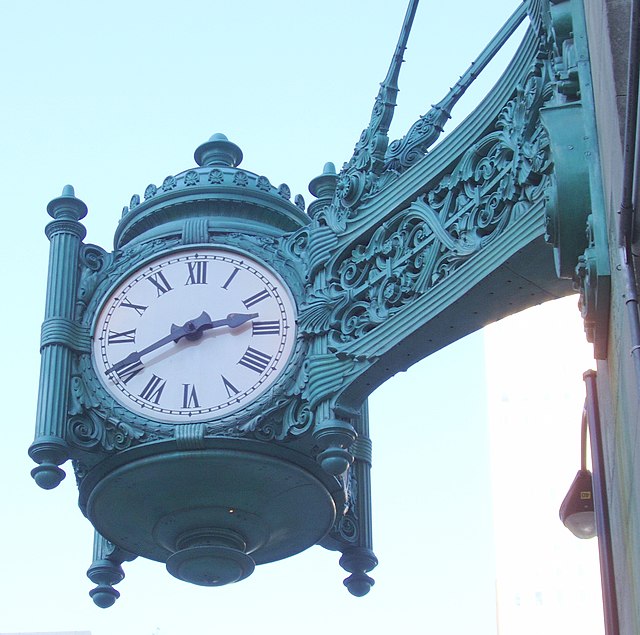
[252,321,280,336]
[185,261,207,285]
[221,375,240,398]
[139,374,166,404]
[147,271,173,296]
[238,347,272,374]
[107,328,136,344]
[114,359,144,384]
[182,384,200,408]
[120,297,147,316]
[242,289,270,309]
[221,266,240,290]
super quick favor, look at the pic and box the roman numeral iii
[252,321,280,335]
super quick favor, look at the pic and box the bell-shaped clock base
[166,544,256,586]
[79,444,339,586]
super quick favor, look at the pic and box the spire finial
[334,1,419,210]
[345,0,419,175]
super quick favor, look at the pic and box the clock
[92,247,297,423]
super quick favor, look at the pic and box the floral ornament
[256,175,272,191]
[294,194,306,211]
[162,175,177,191]
[233,171,249,187]
[184,170,200,186]
[277,183,291,200]
[144,184,157,200]
[208,169,224,184]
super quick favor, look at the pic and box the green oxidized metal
[31,0,610,607]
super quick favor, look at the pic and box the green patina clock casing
[30,0,610,608]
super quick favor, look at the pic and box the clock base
[166,544,255,586]
[81,445,340,586]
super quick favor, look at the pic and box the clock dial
[92,249,297,423]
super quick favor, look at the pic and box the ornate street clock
[31,0,610,610]
[31,133,373,606]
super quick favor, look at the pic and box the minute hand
[104,311,258,375]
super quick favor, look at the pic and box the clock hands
[104,311,258,376]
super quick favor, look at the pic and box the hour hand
[104,312,258,376]
[171,311,258,340]
[222,312,259,328]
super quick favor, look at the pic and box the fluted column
[339,401,378,596]
[29,185,87,489]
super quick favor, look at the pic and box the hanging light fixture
[559,408,596,539]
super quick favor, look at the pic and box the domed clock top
[113,133,310,248]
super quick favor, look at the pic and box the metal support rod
[584,370,620,635]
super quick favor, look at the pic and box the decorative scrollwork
[68,410,145,453]
[319,60,551,347]
[76,244,110,321]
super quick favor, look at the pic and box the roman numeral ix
[107,328,136,344]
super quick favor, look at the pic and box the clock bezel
[83,241,305,433]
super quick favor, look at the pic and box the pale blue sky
[0,2,599,634]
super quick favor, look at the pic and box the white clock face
[92,248,297,423]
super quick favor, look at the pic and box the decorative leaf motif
[208,169,224,184]
[144,184,157,200]
[256,175,271,190]
[162,175,177,191]
[184,170,200,186]
[277,183,291,200]
[233,171,249,187]
[298,286,351,336]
